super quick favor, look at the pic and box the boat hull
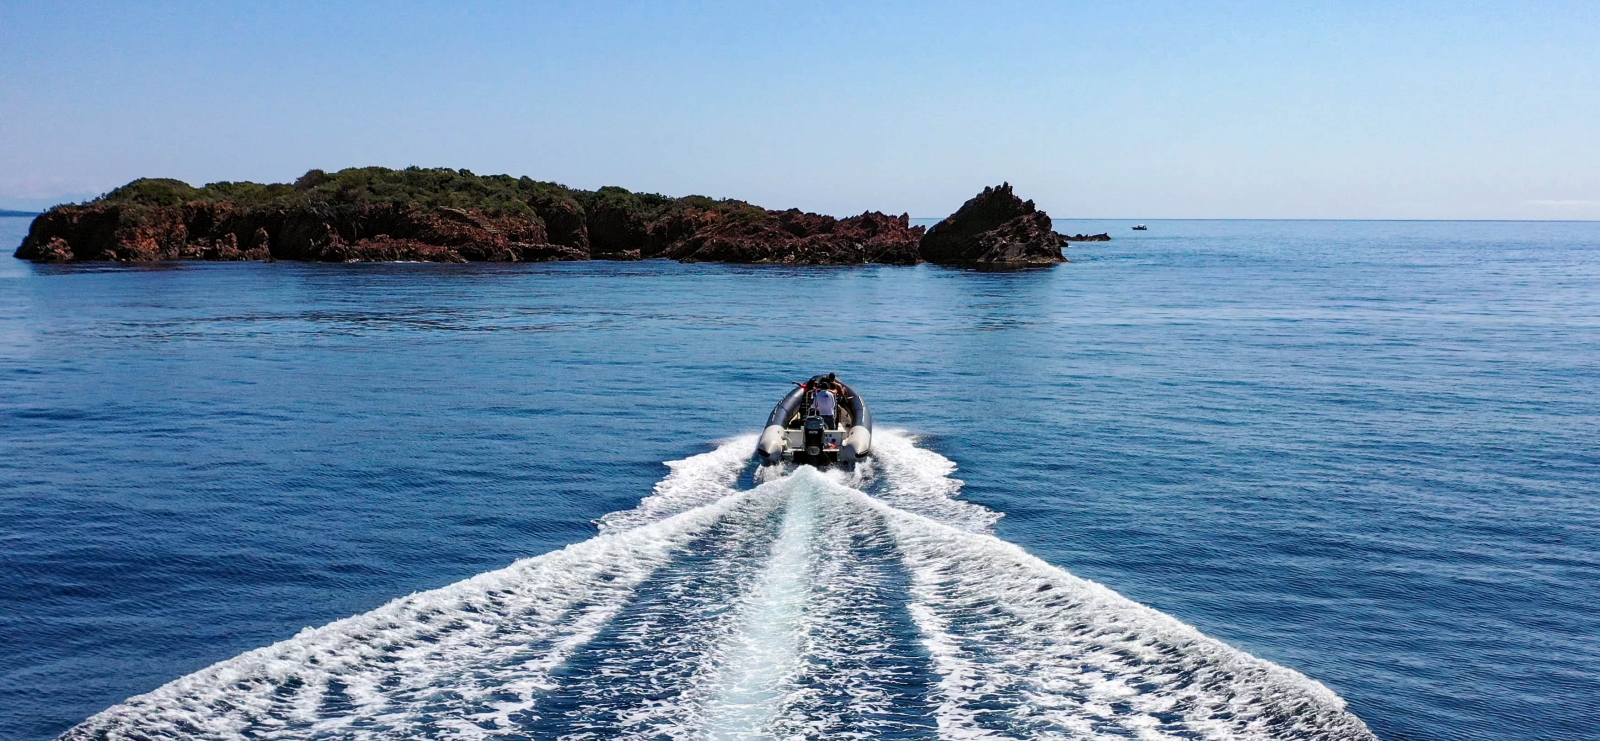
[756,379,872,466]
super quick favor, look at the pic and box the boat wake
[66,431,1375,740]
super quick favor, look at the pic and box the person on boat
[813,385,837,428]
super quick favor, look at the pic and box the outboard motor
[803,414,826,458]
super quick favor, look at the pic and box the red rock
[12,170,1061,267]
[14,201,585,264]
[920,183,1066,265]
[31,237,75,262]
[666,209,922,264]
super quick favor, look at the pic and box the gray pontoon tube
[838,382,873,462]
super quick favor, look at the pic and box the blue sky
[2,1,1596,218]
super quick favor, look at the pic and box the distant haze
[2,1,1597,219]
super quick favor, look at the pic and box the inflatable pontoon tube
[757,385,805,465]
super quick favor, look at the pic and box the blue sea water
[1,216,1597,740]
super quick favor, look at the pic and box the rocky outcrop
[526,192,590,254]
[919,183,1066,265]
[664,209,922,265]
[14,169,924,265]
[1064,233,1111,242]
[20,203,273,262]
[16,201,581,264]
[15,170,1092,267]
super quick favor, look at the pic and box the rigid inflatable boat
[756,374,873,466]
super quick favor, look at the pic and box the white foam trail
[597,434,757,533]
[700,484,817,739]
[667,468,939,740]
[62,490,778,741]
[752,460,791,484]
[842,486,1378,740]
[863,429,1001,533]
[763,469,940,740]
[65,435,1375,741]
[506,478,796,740]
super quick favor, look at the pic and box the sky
[1,1,1597,219]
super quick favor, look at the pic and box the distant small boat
[1131,224,1147,231]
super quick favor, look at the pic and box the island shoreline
[15,168,1108,267]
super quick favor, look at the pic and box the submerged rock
[919,183,1066,265]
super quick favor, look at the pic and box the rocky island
[14,168,1105,266]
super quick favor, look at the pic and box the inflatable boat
[756,374,873,466]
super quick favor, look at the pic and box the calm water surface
[1,217,1596,740]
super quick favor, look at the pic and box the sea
[1,216,1596,741]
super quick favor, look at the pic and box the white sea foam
[63,490,776,741]
[700,484,816,739]
[855,491,1376,740]
[757,470,942,740]
[66,435,1375,741]
[596,434,757,534]
[860,429,1002,533]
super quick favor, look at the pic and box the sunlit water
[2,218,1596,740]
